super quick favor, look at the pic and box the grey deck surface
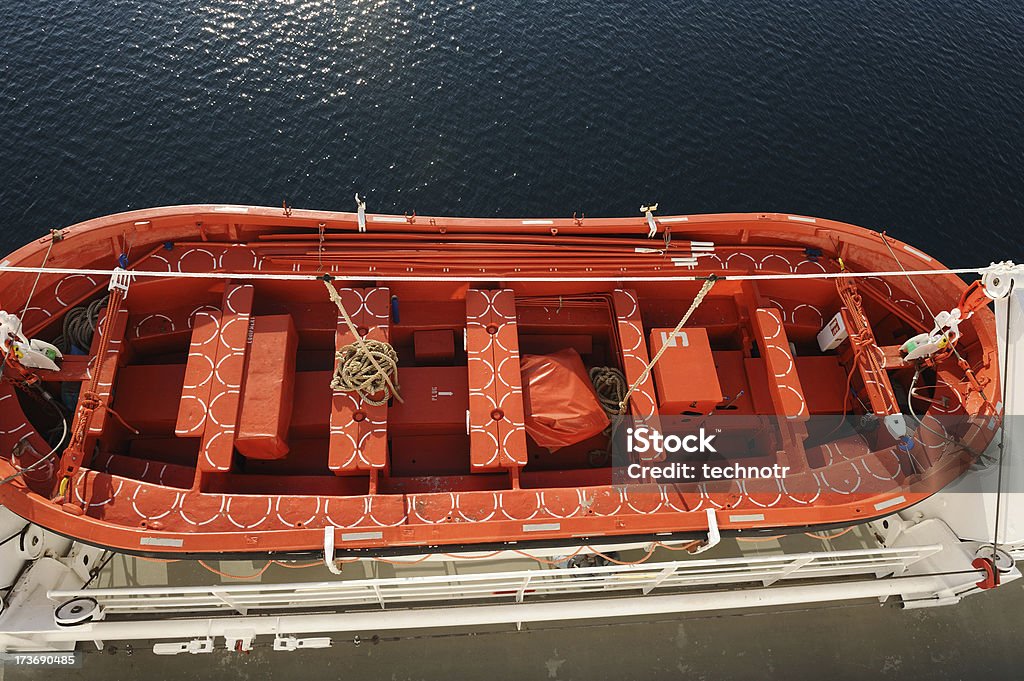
[5,580,1019,680]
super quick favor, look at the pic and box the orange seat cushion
[237,315,298,460]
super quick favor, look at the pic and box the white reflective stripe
[371,216,407,223]
[873,496,907,512]
[341,531,384,542]
[523,523,561,532]
[658,217,689,223]
[521,220,554,225]
[728,513,765,523]
[903,245,934,262]
[787,215,816,223]
[213,206,250,213]
[140,537,184,547]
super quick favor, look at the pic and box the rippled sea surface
[1,0,1022,265]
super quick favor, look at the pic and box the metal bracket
[323,526,344,575]
[65,544,108,583]
[224,629,255,653]
[108,267,133,295]
[981,261,1023,299]
[640,203,659,238]
[153,638,214,655]
[689,508,721,555]
[355,194,367,233]
[273,635,332,651]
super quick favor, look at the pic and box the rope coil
[53,296,108,353]
[331,339,399,407]
[589,366,627,415]
[323,276,403,405]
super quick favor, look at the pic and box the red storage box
[649,327,723,415]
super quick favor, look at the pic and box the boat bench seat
[328,287,390,475]
[175,310,222,438]
[87,300,130,436]
[236,314,298,460]
[114,364,186,432]
[127,306,201,355]
[612,289,663,462]
[748,307,809,422]
[466,289,527,471]
[744,355,849,415]
[196,284,254,474]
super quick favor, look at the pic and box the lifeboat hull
[0,206,1000,556]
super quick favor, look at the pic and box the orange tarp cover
[520,348,609,450]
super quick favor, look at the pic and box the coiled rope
[332,340,400,406]
[53,296,108,353]
[589,366,627,415]
[322,276,402,405]
[588,366,627,465]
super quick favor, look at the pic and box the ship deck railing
[47,544,945,617]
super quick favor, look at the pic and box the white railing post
[642,565,678,595]
[211,591,248,616]
[762,555,814,587]
[516,574,532,603]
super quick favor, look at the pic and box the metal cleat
[355,193,367,233]
[640,203,659,238]
[224,628,256,653]
[153,638,214,655]
[273,635,332,651]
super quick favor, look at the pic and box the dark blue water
[1,0,1022,266]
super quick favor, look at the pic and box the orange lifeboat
[0,206,1001,556]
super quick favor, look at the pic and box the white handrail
[49,545,944,617]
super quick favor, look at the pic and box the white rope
[0,263,994,283]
